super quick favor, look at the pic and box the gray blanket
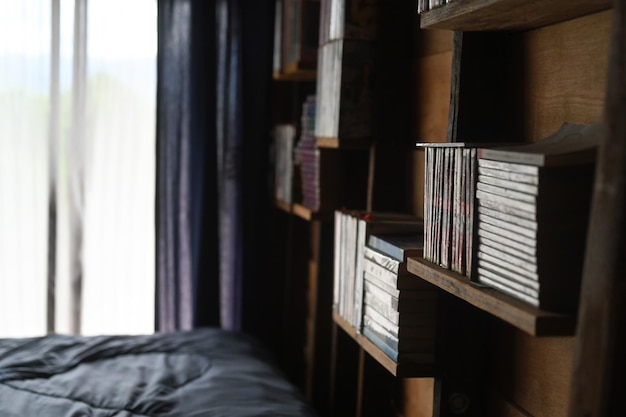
[0,329,317,417]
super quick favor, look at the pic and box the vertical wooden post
[569,1,626,416]
[433,294,491,417]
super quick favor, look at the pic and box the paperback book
[474,123,601,312]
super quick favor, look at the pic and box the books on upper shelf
[416,142,496,279]
[417,0,451,14]
[332,210,423,331]
[315,38,374,142]
[273,0,283,76]
[275,0,320,76]
[273,124,296,203]
[319,0,378,45]
[474,123,602,313]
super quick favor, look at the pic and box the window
[0,0,157,338]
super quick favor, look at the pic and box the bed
[0,328,319,417]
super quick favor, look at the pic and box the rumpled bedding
[0,328,318,417]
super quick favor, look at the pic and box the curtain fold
[156,0,219,332]
[215,0,243,331]
[156,0,274,338]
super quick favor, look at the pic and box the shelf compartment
[273,62,317,81]
[406,257,576,337]
[316,137,372,149]
[333,311,435,378]
[275,199,319,221]
[419,0,611,31]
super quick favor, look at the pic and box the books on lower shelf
[333,210,424,330]
[361,276,437,364]
[474,123,601,313]
[333,215,438,364]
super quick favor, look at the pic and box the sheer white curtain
[81,0,156,335]
[0,1,51,338]
[0,0,156,338]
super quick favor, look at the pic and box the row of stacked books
[418,123,601,313]
[294,95,320,210]
[416,0,452,14]
[273,0,320,77]
[417,142,482,278]
[318,0,377,46]
[333,210,438,364]
[474,123,601,313]
[315,0,377,142]
[273,124,296,203]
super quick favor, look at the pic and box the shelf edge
[405,257,576,337]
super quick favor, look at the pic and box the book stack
[318,0,377,45]
[315,0,377,142]
[273,124,296,203]
[361,232,438,364]
[475,123,601,312]
[279,0,320,72]
[272,0,283,77]
[332,210,423,331]
[417,142,484,278]
[417,0,452,14]
[294,95,320,210]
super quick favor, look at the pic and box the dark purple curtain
[156,0,274,337]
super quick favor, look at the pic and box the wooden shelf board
[275,199,314,221]
[406,257,576,337]
[275,199,337,222]
[333,311,435,378]
[273,61,316,82]
[316,137,372,149]
[420,0,611,31]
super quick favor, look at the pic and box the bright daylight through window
[0,0,156,338]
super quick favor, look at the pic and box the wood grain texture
[489,322,575,417]
[332,311,436,378]
[410,151,426,219]
[569,1,626,415]
[521,10,612,142]
[413,28,454,58]
[409,31,452,218]
[403,378,435,417]
[485,389,539,417]
[420,0,611,31]
[406,257,577,336]
[413,52,453,144]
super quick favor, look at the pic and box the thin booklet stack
[361,232,438,365]
[417,142,488,278]
[333,210,423,330]
[294,95,320,210]
[273,124,296,203]
[475,123,602,312]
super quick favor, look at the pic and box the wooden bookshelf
[271,0,620,415]
[419,0,611,31]
[316,137,372,149]
[332,311,435,378]
[275,199,338,222]
[406,257,577,337]
[273,62,317,82]
[275,199,315,221]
